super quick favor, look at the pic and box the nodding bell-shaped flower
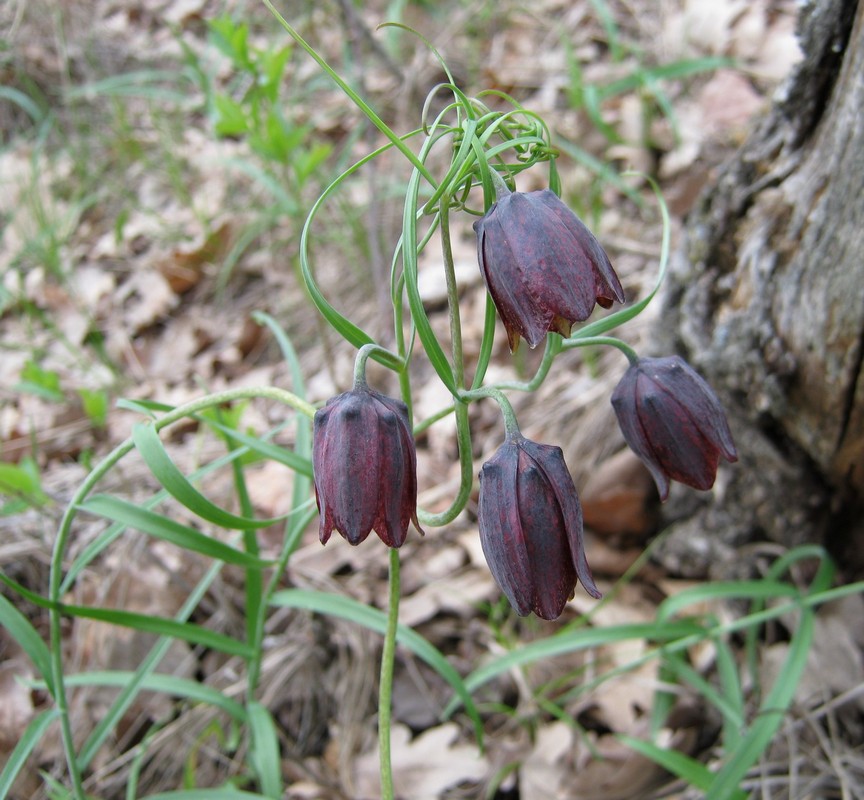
[611,356,738,502]
[473,188,625,352]
[313,384,422,548]
[478,434,601,620]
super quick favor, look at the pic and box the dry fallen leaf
[353,722,487,799]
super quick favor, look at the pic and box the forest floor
[2,0,863,798]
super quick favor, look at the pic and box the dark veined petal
[539,189,625,307]
[478,442,533,616]
[478,435,602,620]
[312,386,421,548]
[514,444,578,619]
[474,189,624,352]
[612,356,738,501]
[611,367,672,500]
[520,439,601,600]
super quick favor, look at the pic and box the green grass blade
[0,86,46,123]
[200,418,312,477]
[657,580,801,621]
[59,604,254,659]
[618,734,717,792]
[39,671,246,723]
[706,605,816,799]
[714,635,745,751]
[271,588,484,748]
[0,593,53,692]
[78,495,274,568]
[448,620,702,716]
[77,561,224,770]
[0,709,59,800]
[247,701,283,798]
[142,791,268,800]
[132,423,286,529]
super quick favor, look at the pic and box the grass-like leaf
[271,588,484,748]
[0,593,53,692]
[619,735,722,794]
[37,671,246,722]
[446,620,702,717]
[59,604,254,659]
[0,709,60,800]
[132,423,286,529]
[247,701,283,798]
[198,419,312,477]
[78,495,274,568]
[142,791,268,800]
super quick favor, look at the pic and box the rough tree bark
[651,0,864,579]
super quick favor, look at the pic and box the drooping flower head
[478,434,601,620]
[611,356,738,501]
[313,384,423,547]
[473,188,625,351]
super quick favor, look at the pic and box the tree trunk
[652,0,864,579]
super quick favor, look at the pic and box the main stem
[379,547,401,799]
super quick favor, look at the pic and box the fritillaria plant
[271,6,738,796]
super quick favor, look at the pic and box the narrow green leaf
[42,672,246,722]
[451,620,703,714]
[271,589,484,747]
[619,735,716,792]
[0,572,54,610]
[0,709,59,800]
[0,86,45,123]
[59,604,254,659]
[77,561,224,770]
[656,581,800,622]
[132,423,285,529]
[402,178,457,395]
[78,495,273,568]
[0,594,53,692]
[247,701,282,798]
[706,607,815,800]
[143,791,267,800]
[200,419,312,477]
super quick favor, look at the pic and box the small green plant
[0,456,49,516]
[182,12,335,290]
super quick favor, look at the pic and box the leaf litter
[3,0,860,798]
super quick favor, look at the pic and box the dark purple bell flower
[313,384,422,548]
[611,356,738,501]
[473,189,625,352]
[478,434,601,620]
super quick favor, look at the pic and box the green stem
[379,547,401,800]
[460,386,520,438]
[417,399,473,527]
[495,332,562,392]
[439,197,465,390]
[561,334,639,365]
[47,386,314,794]
[354,343,404,387]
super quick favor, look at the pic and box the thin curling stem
[417,399,473,527]
[354,343,404,387]
[461,386,521,439]
[562,334,640,365]
[439,197,465,390]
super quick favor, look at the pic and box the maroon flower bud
[473,189,625,352]
[611,356,738,502]
[313,385,422,547]
[478,434,601,620]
